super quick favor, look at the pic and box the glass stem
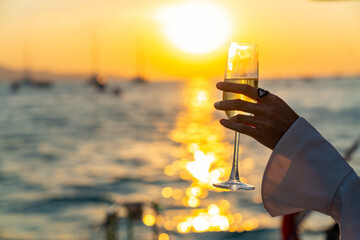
[229,131,240,181]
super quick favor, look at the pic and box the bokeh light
[159,78,261,235]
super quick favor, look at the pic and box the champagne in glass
[223,77,258,118]
[213,42,258,191]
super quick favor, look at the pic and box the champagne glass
[213,42,258,191]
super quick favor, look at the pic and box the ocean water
[0,78,359,240]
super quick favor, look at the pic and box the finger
[220,119,261,139]
[214,99,261,115]
[229,114,262,127]
[216,82,258,100]
[257,92,277,104]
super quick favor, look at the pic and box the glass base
[213,180,255,191]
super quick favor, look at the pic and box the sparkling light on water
[160,78,259,234]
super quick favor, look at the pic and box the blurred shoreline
[1,64,360,83]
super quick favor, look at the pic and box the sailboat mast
[90,28,99,75]
[22,43,31,80]
[135,37,144,78]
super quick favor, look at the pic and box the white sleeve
[261,117,360,238]
[331,171,360,239]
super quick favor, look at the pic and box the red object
[282,213,299,240]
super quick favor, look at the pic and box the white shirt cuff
[261,117,353,217]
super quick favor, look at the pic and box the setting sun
[157,2,231,55]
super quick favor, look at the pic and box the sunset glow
[0,0,359,80]
[157,2,231,55]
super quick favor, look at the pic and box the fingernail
[220,119,228,125]
[216,82,223,88]
[214,101,220,108]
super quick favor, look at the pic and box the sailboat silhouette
[10,44,52,92]
[87,29,107,91]
[132,38,147,84]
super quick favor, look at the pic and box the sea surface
[0,78,359,240]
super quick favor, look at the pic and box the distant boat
[12,44,53,91]
[132,76,147,84]
[333,74,342,80]
[21,76,53,88]
[301,75,314,83]
[87,74,107,91]
[132,37,148,84]
[27,79,52,88]
[86,29,113,92]
[9,81,21,93]
[111,87,122,96]
[10,75,53,93]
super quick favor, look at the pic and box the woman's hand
[214,82,299,150]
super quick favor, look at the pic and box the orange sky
[0,0,359,81]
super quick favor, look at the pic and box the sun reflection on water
[156,78,260,234]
